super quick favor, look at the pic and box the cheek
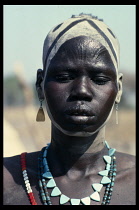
[97,84,117,113]
[44,82,68,110]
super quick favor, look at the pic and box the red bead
[32,203,37,205]
[21,158,26,162]
[22,167,26,171]
[21,164,25,167]
[21,165,26,169]
[28,193,33,198]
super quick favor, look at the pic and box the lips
[65,109,93,116]
[64,104,94,116]
[64,104,95,124]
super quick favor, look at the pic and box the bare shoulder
[3,152,39,205]
[4,155,21,188]
[3,155,25,205]
[116,151,135,168]
[111,151,136,205]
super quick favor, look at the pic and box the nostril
[68,91,92,102]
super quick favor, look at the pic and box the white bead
[90,192,100,202]
[92,183,103,192]
[60,194,70,204]
[81,197,91,205]
[22,170,27,174]
[25,183,30,187]
[27,188,32,193]
[70,199,80,205]
[24,176,28,181]
[23,173,27,177]
[25,180,29,184]
[26,186,31,191]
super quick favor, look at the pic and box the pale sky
[4,5,136,83]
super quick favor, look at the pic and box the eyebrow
[47,64,116,76]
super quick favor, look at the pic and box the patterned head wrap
[42,14,120,80]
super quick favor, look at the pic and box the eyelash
[55,75,75,82]
[55,74,110,85]
[92,78,110,85]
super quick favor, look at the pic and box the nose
[69,76,93,102]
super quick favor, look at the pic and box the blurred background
[4,5,136,157]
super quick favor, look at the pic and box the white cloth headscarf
[43,14,120,81]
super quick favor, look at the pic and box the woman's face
[43,37,118,136]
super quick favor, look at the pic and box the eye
[55,74,74,83]
[92,77,110,85]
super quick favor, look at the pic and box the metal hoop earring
[36,99,45,122]
[115,103,118,125]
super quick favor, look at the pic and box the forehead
[47,36,116,73]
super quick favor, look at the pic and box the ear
[115,73,123,103]
[36,69,45,100]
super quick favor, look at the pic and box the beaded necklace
[21,141,116,205]
[20,152,37,205]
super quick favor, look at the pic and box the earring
[115,103,118,125]
[36,99,45,122]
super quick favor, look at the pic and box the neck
[51,124,106,153]
[47,125,107,177]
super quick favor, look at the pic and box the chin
[54,121,105,137]
[62,130,95,137]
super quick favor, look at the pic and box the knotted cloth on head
[42,14,120,80]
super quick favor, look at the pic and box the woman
[4,14,135,205]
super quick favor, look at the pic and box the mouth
[64,106,95,124]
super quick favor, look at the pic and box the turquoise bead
[51,187,61,196]
[42,195,46,201]
[108,148,116,156]
[103,197,107,201]
[43,172,53,179]
[103,156,111,164]
[39,180,42,187]
[106,164,110,170]
[47,178,56,188]
[101,176,111,184]
[98,170,109,176]
[60,194,70,205]
[112,177,115,182]
[111,182,115,187]
[104,141,110,149]
[113,172,117,176]
[43,158,48,166]
[70,199,80,205]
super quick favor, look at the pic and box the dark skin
[4,36,135,205]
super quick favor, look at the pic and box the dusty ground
[4,106,136,157]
